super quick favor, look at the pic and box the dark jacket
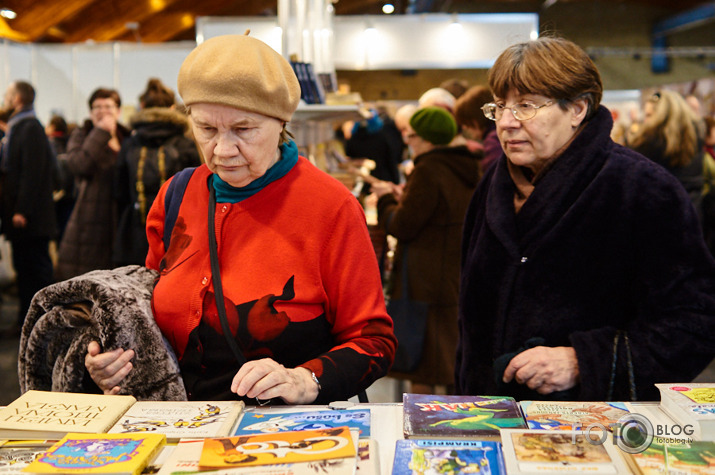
[56,120,130,281]
[113,107,200,266]
[0,113,57,240]
[456,106,715,402]
[378,145,481,386]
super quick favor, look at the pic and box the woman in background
[113,78,200,266]
[627,89,704,215]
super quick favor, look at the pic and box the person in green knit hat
[372,105,482,395]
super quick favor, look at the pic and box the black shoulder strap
[163,167,197,250]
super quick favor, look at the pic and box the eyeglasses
[482,101,554,121]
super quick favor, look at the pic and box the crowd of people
[3,33,715,405]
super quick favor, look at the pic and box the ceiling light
[0,8,16,20]
[382,3,395,14]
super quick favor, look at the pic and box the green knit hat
[409,106,458,145]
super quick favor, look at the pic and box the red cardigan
[145,160,396,402]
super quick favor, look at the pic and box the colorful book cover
[391,439,506,475]
[520,401,629,431]
[107,401,245,442]
[656,383,715,439]
[198,426,357,469]
[625,440,715,474]
[22,432,166,475]
[500,429,630,474]
[0,391,137,440]
[403,393,526,440]
[233,408,370,438]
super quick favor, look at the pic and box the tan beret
[178,35,301,122]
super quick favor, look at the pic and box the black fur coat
[19,265,187,400]
[456,106,715,402]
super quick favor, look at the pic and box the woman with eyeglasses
[455,36,715,402]
[56,88,130,281]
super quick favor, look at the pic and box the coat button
[201,276,208,285]
[520,256,528,263]
[221,205,228,212]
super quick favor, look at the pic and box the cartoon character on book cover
[117,403,225,433]
[630,441,715,474]
[234,409,370,437]
[511,432,611,464]
[520,402,629,431]
[37,437,145,470]
[409,447,496,474]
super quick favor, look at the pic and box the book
[0,442,49,473]
[158,432,359,475]
[500,429,631,474]
[656,383,715,440]
[356,439,379,475]
[0,391,136,440]
[22,432,165,475]
[233,408,370,438]
[520,400,630,431]
[402,393,526,441]
[198,426,357,470]
[391,438,506,475]
[107,401,245,442]
[623,440,715,474]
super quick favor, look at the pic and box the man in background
[0,81,56,336]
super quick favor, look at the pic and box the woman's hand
[84,341,135,395]
[230,358,319,404]
[502,346,580,395]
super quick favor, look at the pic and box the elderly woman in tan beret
[85,34,396,404]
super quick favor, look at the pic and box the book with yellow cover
[0,391,137,440]
[21,432,165,475]
[198,426,357,469]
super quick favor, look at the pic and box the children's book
[656,383,715,440]
[623,440,715,474]
[233,408,370,438]
[107,401,245,442]
[500,429,631,474]
[158,432,359,475]
[391,438,506,475]
[198,426,357,470]
[22,432,166,475]
[0,442,49,474]
[356,439,379,475]
[0,391,137,440]
[402,393,526,441]
[520,401,630,431]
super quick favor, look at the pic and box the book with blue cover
[391,439,506,475]
[233,408,370,438]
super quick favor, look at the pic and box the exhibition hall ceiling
[0,0,706,44]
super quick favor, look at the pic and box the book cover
[198,426,357,469]
[233,408,370,438]
[391,438,506,475]
[158,432,358,475]
[0,391,137,440]
[356,439,379,475]
[656,383,715,440]
[402,393,526,440]
[624,440,715,474]
[500,429,630,474]
[107,401,244,442]
[520,401,630,431]
[22,432,165,475]
[0,443,48,473]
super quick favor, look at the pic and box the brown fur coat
[18,265,187,400]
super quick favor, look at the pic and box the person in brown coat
[373,106,481,394]
[56,88,130,281]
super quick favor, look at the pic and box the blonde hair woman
[628,90,704,211]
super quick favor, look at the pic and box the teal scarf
[212,140,299,203]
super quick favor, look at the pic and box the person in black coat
[456,37,715,403]
[0,81,57,331]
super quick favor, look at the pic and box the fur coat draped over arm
[18,265,187,400]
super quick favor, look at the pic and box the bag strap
[163,166,197,250]
[207,178,248,367]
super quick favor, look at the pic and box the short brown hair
[88,87,121,109]
[13,81,35,106]
[454,85,493,131]
[488,36,602,120]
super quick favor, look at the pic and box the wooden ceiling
[0,0,706,44]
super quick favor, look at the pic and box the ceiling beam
[3,0,95,42]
